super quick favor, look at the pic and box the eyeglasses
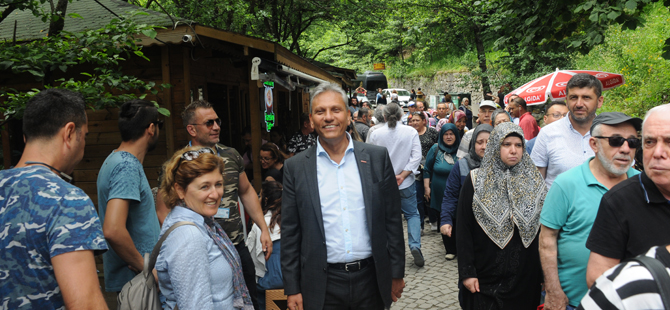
[594,136,641,148]
[260,156,275,162]
[148,119,164,129]
[173,147,216,176]
[546,112,568,119]
[190,118,222,128]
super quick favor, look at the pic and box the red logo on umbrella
[555,82,568,87]
[527,86,546,93]
[595,73,609,78]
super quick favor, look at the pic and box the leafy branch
[0,11,171,123]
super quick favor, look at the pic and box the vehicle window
[397,90,410,96]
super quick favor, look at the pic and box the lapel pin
[361,160,367,163]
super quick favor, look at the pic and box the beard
[147,133,160,152]
[597,143,633,176]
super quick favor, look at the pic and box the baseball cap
[590,112,642,135]
[479,100,496,109]
[408,101,416,107]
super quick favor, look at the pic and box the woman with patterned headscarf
[456,122,547,310]
[436,110,468,136]
[424,124,460,244]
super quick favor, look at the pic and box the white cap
[479,100,496,109]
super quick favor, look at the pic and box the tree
[0,11,170,125]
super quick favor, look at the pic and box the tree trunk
[48,0,68,37]
[0,3,18,24]
[473,24,490,95]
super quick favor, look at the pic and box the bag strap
[631,254,670,309]
[144,221,197,273]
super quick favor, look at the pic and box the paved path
[102,221,464,310]
[392,222,461,310]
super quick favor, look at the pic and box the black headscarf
[463,124,493,170]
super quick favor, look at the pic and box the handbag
[117,221,195,310]
[631,254,670,309]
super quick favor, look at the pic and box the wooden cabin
[0,0,354,195]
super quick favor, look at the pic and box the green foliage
[573,2,670,117]
[0,11,171,122]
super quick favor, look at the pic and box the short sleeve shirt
[530,114,594,188]
[540,159,639,305]
[213,144,246,245]
[586,172,670,260]
[97,151,160,291]
[287,131,317,155]
[587,172,670,261]
[0,166,107,309]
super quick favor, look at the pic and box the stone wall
[388,71,485,112]
[389,71,545,123]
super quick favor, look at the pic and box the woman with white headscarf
[456,122,547,310]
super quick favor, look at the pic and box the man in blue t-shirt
[539,112,641,309]
[97,99,162,292]
[0,89,108,309]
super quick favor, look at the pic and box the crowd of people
[2,71,670,310]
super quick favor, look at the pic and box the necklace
[24,161,73,183]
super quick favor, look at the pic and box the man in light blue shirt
[539,112,641,309]
[368,102,424,267]
[282,83,406,310]
[532,74,605,188]
[97,99,161,292]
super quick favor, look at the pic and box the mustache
[613,154,633,161]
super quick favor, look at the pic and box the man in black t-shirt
[585,103,670,287]
[287,113,317,156]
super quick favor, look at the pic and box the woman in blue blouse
[157,146,254,310]
[424,123,460,260]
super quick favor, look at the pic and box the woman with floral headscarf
[456,122,546,310]
[436,110,468,136]
[424,123,460,248]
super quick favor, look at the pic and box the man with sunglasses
[585,103,670,288]
[97,99,162,293]
[181,100,272,309]
[539,112,641,310]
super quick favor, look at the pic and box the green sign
[263,81,274,88]
[265,112,275,131]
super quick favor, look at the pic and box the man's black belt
[327,257,374,272]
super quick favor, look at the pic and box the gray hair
[373,106,385,125]
[309,83,348,113]
[383,102,403,128]
[591,123,604,137]
[492,109,511,126]
[642,103,670,136]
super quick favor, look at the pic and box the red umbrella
[504,69,625,106]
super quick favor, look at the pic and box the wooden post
[183,46,192,105]
[161,45,175,157]
[248,60,262,191]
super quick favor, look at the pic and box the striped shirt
[578,246,670,310]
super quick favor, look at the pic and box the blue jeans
[415,180,425,230]
[399,185,421,250]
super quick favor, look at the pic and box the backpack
[117,221,195,310]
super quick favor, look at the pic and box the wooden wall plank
[162,46,175,157]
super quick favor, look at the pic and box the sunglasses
[594,136,641,148]
[148,119,164,129]
[172,147,216,176]
[191,118,222,128]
